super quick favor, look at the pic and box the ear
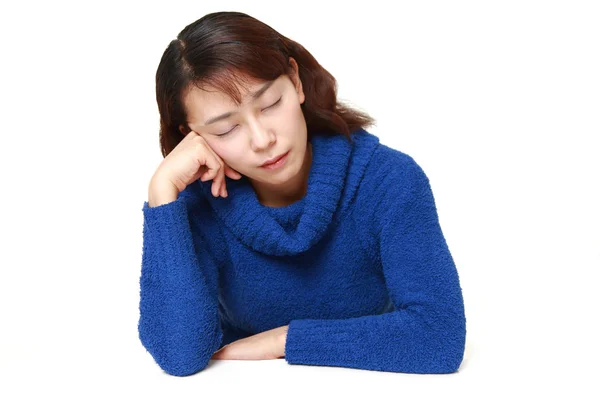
[289,57,305,105]
[178,124,186,136]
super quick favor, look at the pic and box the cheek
[216,145,246,169]
[289,101,306,124]
[205,142,233,163]
[276,102,304,129]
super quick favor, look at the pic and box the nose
[248,116,275,150]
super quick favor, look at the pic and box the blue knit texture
[138,128,466,376]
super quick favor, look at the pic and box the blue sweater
[138,128,466,376]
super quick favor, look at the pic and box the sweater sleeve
[284,158,466,373]
[137,194,223,376]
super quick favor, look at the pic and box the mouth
[260,150,289,169]
[260,151,289,167]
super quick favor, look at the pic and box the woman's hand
[150,131,242,203]
[211,325,289,360]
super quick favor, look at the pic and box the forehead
[183,75,283,125]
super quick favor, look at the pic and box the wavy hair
[155,11,376,157]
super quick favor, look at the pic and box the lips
[261,151,288,167]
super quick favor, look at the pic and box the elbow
[414,333,465,374]
[414,311,466,374]
[159,358,211,377]
[437,343,465,374]
[138,319,223,377]
[432,320,467,374]
[154,351,211,377]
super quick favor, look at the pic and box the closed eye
[216,97,282,137]
[265,96,282,110]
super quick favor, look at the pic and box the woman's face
[180,61,307,185]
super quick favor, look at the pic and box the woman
[138,11,466,377]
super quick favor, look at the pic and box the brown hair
[155,11,376,157]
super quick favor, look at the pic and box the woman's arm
[138,194,224,376]
[283,157,466,373]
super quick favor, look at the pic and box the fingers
[219,165,244,195]
[199,142,227,198]
[192,132,241,198]
[225,165,242,180]
[215,165,227,198]
[217,162,227,198]
[200,159,224,198]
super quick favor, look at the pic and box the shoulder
[362,141,430,200]
[353,141,435,232]
[345,128,427,197]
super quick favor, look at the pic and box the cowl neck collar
[196,129,380,256]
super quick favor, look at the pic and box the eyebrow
[202,80,276,126]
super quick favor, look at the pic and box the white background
[0,0,598,398]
